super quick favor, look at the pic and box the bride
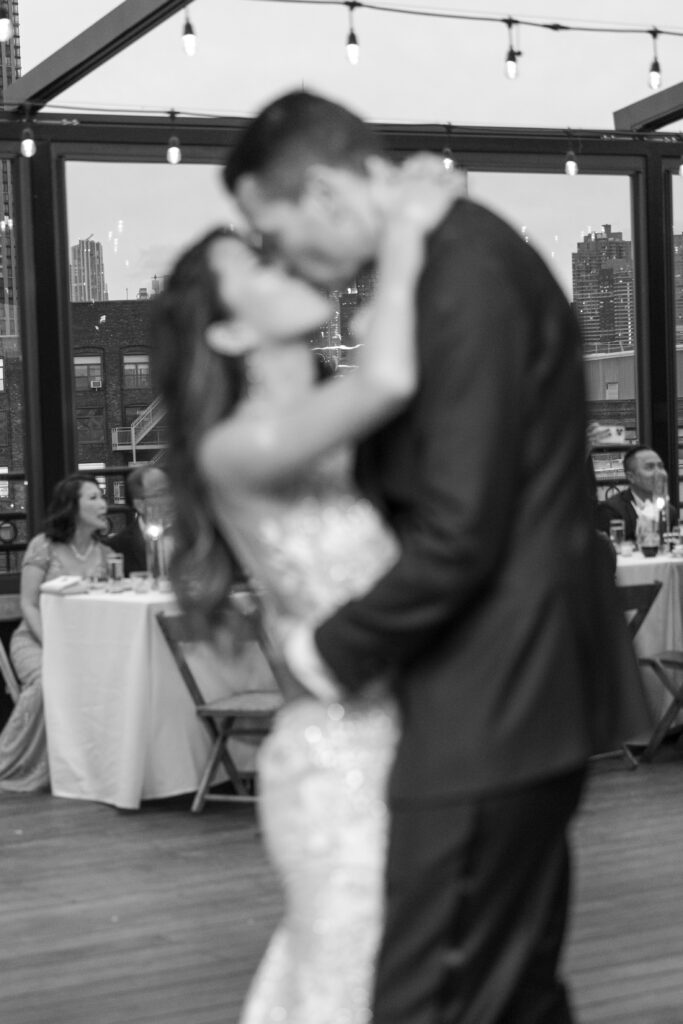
[153,156,462,1024]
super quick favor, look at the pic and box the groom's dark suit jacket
[315,198,647,802]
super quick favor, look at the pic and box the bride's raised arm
[200,157,464,490]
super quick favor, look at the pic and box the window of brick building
[74,354,103,391]
[123,353,150,389]
[76,410,105,443]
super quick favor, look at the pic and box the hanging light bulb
[564,150,579,176]
[345,2,360,65]
[442,147,455,171]
[505,47,518,80]
[182,9,196,57]
[20,127,36,159]
[0,3,13,43]
[504,18,521,80]
[649,29,662,90]
[166,136,182,165]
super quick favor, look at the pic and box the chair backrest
[616,581,663,639]
[603,484,623,501]
[156,611,210,709]
[157,585,290,709]
[227,584,296,691]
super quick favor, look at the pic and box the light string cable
[248,0,683,87]
[11,6,683,125]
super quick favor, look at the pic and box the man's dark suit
[105,519,146,576]
[596,487,678,541]
[315,200,647,1023]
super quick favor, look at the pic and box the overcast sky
[16,1,683,299]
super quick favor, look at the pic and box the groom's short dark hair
[224,90,382,200]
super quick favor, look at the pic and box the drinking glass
[608,519,625,554]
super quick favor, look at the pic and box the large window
[65,161,234,484]
[468,172,637,460]
[671,175,683,501]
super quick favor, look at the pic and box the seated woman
[0,473,109,792]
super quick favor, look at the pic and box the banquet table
[41,587,274,809]
[616,551,683,720]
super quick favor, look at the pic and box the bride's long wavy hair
[151,228,248,634]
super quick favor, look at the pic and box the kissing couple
[155,90,646,1024]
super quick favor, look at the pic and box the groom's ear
[205,319,257,356]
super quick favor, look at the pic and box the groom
[225,92,646,1024]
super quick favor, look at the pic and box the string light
[649,28,661,90]
[20,127,36,159]
[166,110,181,164]
[345,2,359,65]
[182,8,197,57]
[504,18,521,80]
[0,3,13,43]
[166,135,181,164]
[251,1,683,86]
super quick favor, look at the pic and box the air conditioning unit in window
[90,378,102,390]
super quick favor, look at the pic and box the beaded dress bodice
[229,448,401,1024]
[222,446,398,629]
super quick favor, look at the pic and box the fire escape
[111,396,167,464]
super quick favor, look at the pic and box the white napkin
[40,575,89,595]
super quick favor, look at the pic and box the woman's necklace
[69,540,94,561]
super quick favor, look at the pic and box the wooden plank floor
[1,750,683,1024]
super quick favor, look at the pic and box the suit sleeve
[315,225,538,689]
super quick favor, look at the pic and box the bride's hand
[388,152,467,235]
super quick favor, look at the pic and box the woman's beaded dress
[223,448,400,1024]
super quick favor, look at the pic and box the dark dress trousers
[105,519,147,576]
[315,199,648,1024]
[596,487,678,541]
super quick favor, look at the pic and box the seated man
[597,444,678,541]
[107,465,171,575]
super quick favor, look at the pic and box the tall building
[673,232,683,343]
[70,237,109,302]
[571,225,636,353]
[0,2,21,339]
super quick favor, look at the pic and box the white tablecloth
[41,589,271,809]
[616,552,683,719]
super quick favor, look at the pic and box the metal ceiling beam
[614,81,683,132]
[4,0,188,116]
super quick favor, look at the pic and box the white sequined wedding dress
[221,448,400,1024]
